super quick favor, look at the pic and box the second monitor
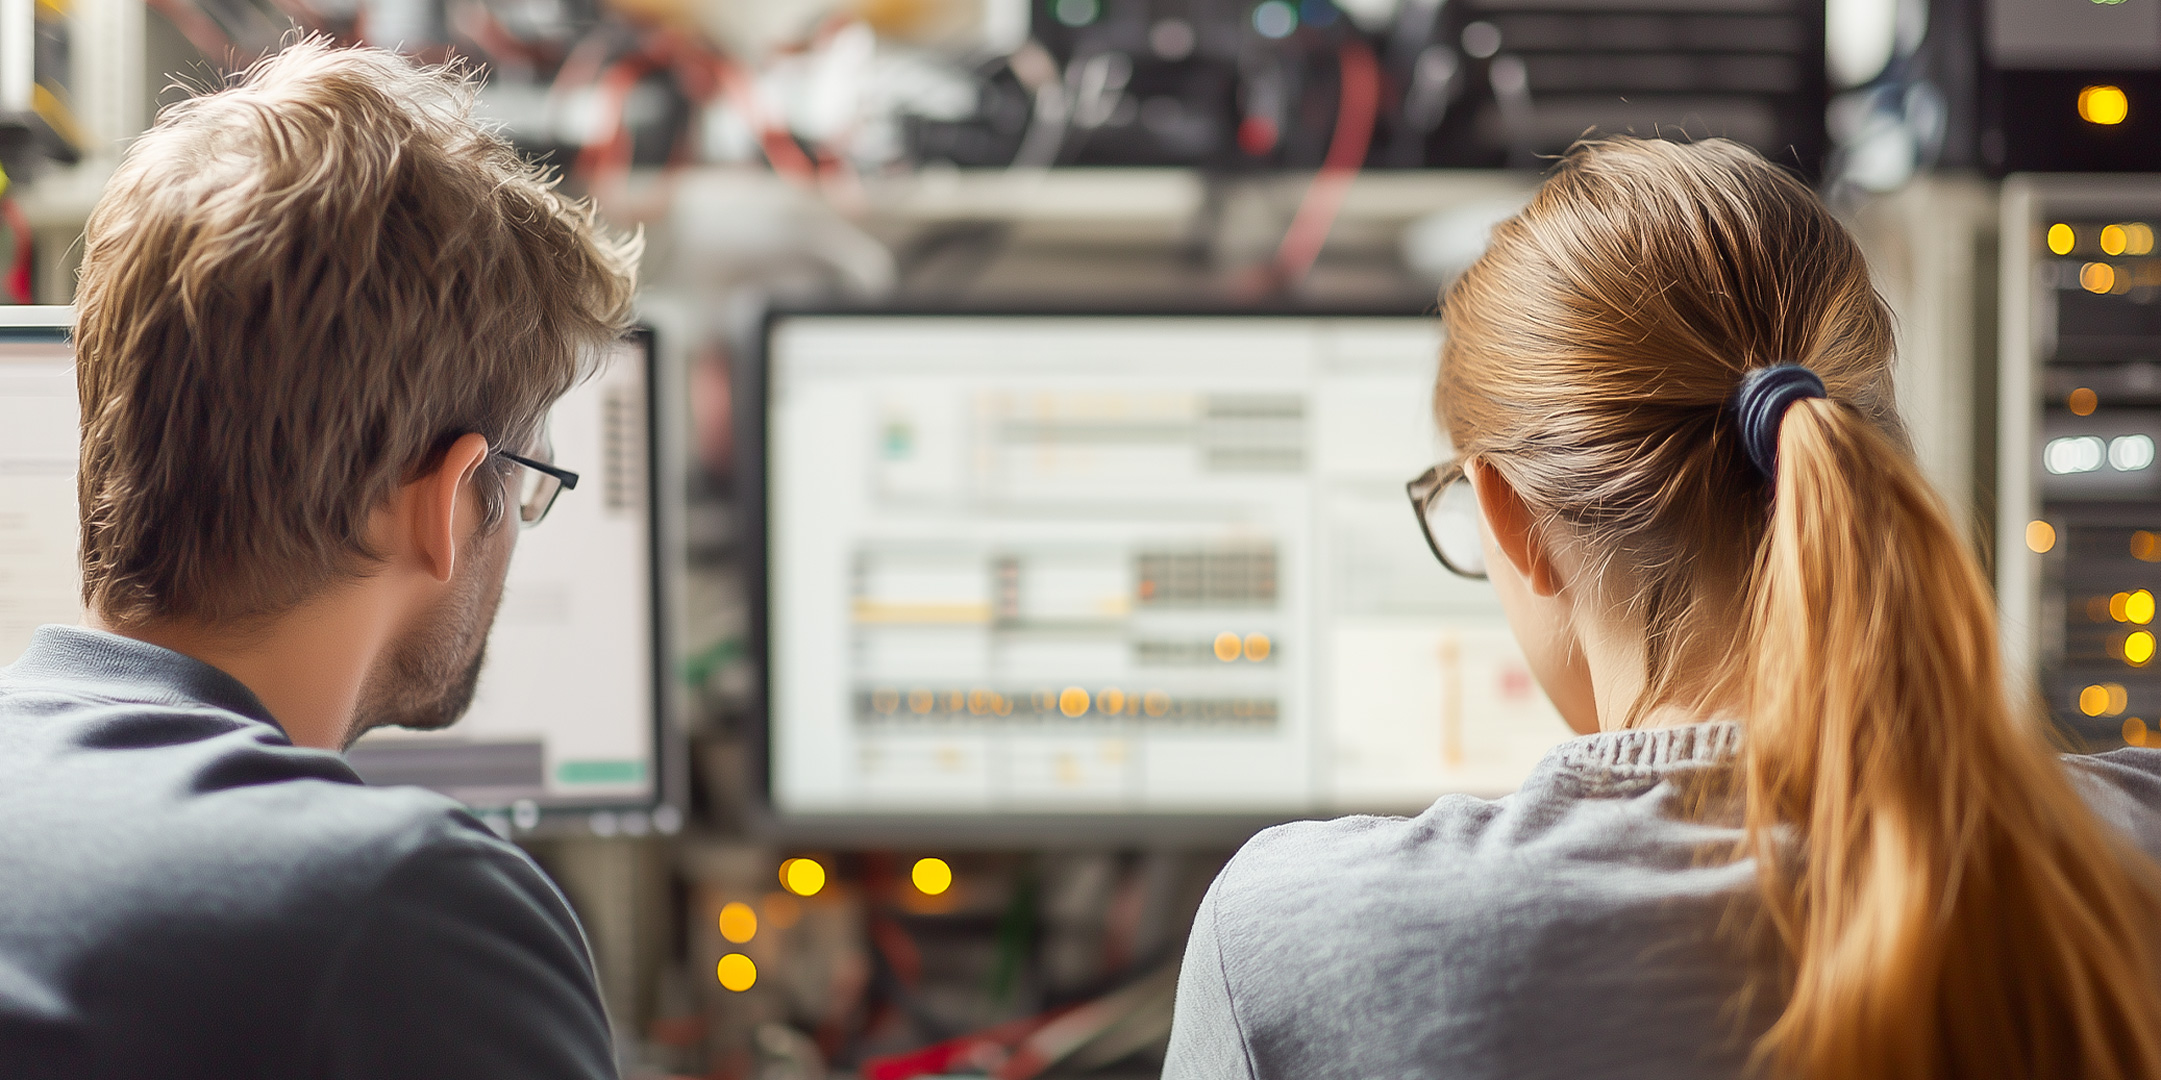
[758,312,1575,820]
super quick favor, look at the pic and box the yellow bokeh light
[1143,689,1170,717]
[2128,632,2156,666]
[781,857,826,897]
[719,901,757,943]
[2135,531,2161,562]
[2082,684,2111,717]
[2049,223,2076,255]
[2070,387,2099,416]
[1058,686,1090,717]
[2128,223,2157,256]
[2080,84,2130,126]
[2082,262,2117,294]
[2126,716,2150,746]
[1097,687,1126,715]
[2131,589,2156,624]
[912,857,953,895]
[1243,633,1272,661]
[2027,520,2057,554]
[2103,224,2130,256]
[2112,591,2133,622]
[2111,683,2132,714]
[717,953,757,991]
[1213,632,1243,662]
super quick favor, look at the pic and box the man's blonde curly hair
[74,36,639,627]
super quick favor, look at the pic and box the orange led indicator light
[912,858,953,896]
[2080,84,2130,126]
[2070,387,2099,416]
[779,858,826,897]
[717,953,757,991]
[2027,520,2057,554]
[719,901,757,943]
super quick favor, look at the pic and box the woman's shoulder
[1211,722,1751,931]
[1175,725,1761,1079]
[2065,747,2161,864]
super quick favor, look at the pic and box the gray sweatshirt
[1162,722,2161,1080]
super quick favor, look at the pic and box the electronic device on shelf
[748,309,1577,837]
[2000,177,2161,750]
[0,307,684,833]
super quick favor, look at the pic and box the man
[0,38,638,1079]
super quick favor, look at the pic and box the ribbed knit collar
[1550,721,1743,774]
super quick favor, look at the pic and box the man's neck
[92,587,398,750]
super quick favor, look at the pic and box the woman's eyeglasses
[494,448,579,528]
[1405,461,1488,580]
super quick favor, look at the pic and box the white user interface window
[767,315,1575,816]
[350,336,658,809]
[0,318,659,812]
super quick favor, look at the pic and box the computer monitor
[753,311,1575,827]
[0,308,680,830]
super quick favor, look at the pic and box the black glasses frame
[1406,460,1488,580]
[495,448,580,528]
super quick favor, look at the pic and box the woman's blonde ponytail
[1743,397,2161,1078]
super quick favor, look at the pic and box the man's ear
[1467,458,1565,598]
[408,433,492,584]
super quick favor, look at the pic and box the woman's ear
[1467,459,1565,598]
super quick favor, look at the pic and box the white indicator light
[2111,434,2156,472]
[2047,435,2108,474]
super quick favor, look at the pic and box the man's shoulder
[0,674,527,935]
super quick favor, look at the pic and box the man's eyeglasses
[1406,461,1488,580]
[494,449,578,528]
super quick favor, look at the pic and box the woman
[1161,137,2161,1079]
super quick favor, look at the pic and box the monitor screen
[0,309,674,823]
[760,312,1575,819]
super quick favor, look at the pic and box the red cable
[1271,38,1380,286]
[2,198,31,304]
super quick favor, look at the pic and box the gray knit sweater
[1163,722,2161,1080]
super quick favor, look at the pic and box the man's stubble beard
[342,527,513,750]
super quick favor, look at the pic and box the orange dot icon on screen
[1213,632,1243,662]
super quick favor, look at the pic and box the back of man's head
[74,37,638,628]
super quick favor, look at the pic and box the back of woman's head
[1441,136,2161,1079]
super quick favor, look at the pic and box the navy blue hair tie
[1732,364,1827,479]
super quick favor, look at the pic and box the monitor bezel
[743,303,1447,846]
[0,308,686,835]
